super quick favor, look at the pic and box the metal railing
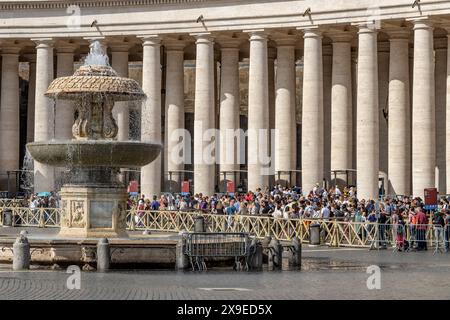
[1,206,448,250]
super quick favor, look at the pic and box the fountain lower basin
[27,140,162,168]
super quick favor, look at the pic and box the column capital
[138,35,161,46]
[385,27,410,41]
[353,23,378,35]
[406,17,433,30]
[84,36,107,46]
[299,27,322,38]
[55,41,77,54]
[31,38,54,49]
[1,47,21,55]
[434,37,447,50]
[22,53,36,63]
[273,34,297,47]
[326,30,353,43]
[378,41,390,53]
[1,41,22,55]
[268,46,277,60]
[322,44,332,56]
[163,38,189,51]
[190,32,214,44]
[216,37,242,50]
[245,29,268,41]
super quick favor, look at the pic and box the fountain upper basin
[26,140,162,168]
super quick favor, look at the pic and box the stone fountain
[26,41,162,238]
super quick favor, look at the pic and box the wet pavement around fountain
[0,227,449,300]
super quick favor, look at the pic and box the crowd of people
[129,183,450,252]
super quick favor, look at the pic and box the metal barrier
[1,206,449,251]
[184,232,249,271]
[0,198,27,210]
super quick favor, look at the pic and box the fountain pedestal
[59,186,128,238]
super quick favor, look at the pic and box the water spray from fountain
[26,41,162,238]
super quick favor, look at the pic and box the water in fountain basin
[20,150,34,195]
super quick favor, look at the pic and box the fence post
[38,209,45,228]
[333,219,339,247]
[130,210,136,231]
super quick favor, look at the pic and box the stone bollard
[194,216,205,233]
[97,238,111,272]
[247,239,263,271]
[176,232,189,270]
[291,237,302,269]
[13,234,31,270]
[262,235,272,264]
[268,238,282,270]
[281,247,294,271]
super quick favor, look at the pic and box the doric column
[356,25,379,200]
[33,39,55,192]
[387,28,411,196]
[55,44,75,140]
[301,27,324,194]
[268,47,276,188]
[192,33,216,195]
[274,36,296,187]
[0,46,20,191]
[322,44,332,185]
[446,31,450,194]
[435,37,447,194]
[140,36,162,197]
[351,48,358,181]
[26,56,36,143]
[164,39,186,193]
[411,19,435,198]
[378,41,390,193]
[247,30,270,191]
[218,38,241,187]
[111,43,130,141]
[329,31,353,186]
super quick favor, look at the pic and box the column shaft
[219,44,240,187]
[330,34,353,186]
[275,40,296,186]
[33,40,55,192]
[112,50,130,141]
[55,50,74,140]
[0,52,20,190]
[446,35,450,194]
[302,28,324,194]
[378,42,389,193]
[141,37,162,197]
[435,39,447,194]
[388,31,411,196]
[356,27,379,200]
[247,31,269,191]
[412,20,435,198]
[193,34,216,195]
[165,44,185,192]
[323,44,332,186]
[26,60,36,143]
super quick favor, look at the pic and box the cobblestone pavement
[0,247,449,300]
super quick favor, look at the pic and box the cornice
[0,0,208,10]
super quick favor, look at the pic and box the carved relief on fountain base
[59,186,128,238]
